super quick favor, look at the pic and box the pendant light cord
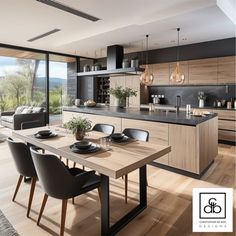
[146,34,149,65]
[177,28,180,62]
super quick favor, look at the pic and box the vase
[131,59,139,68]
[199,99,204,108]
[75,130,85,140]
[118,98,126,108]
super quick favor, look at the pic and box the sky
[0,56,67,79]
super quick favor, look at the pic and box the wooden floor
[0,128,235,236]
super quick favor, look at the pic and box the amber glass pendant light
[140,35,154,86]
[170,28,185,84]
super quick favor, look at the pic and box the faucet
[175,95,181,114]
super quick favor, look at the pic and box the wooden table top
[12,126,171,179]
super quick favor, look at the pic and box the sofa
[1,106,46,130]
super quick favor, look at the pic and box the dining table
[12,126,171,236]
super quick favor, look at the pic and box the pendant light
[170,28,185,84]
[140,35,154,86]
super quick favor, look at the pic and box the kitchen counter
[63,106,217,126]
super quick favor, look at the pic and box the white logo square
[193,188,233,232]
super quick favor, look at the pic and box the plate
[110,133,125,140]
[34,133,57,139]
[111,135,130,143]
[74,141,92,150]
[70,143,100,154]
[37,130,52,137]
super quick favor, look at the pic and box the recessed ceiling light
[27,28,61,42]
[36,0,100,22]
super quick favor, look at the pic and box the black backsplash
[148,85,236,107]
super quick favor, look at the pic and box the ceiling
[0,0,235,58]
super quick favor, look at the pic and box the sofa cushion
[15,106,28,114]
[1,116,13,123]
[32,107,44,113]
[21,108,32,114]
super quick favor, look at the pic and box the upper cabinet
[188,58,218,85]
[151,63,170,85]
[169,61,189,85]
[217,56,236,84]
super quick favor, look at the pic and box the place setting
[34,129,58,139]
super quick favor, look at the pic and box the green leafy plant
[63,116,92,134]
[198,91,206,100]
[109,86,137,100]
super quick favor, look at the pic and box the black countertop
[63,106,217,126]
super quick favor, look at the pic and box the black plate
[70,143,100,154]
[37,130,52,137]
[34,133,57,139]
[74,141,92,150]
[111,135,130,143]
[110,133,125,140]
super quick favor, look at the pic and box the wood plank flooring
[0,129,235,235]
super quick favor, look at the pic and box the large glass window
[0,48,46,112]
[49,54,77,124]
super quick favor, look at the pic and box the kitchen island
[63,106,218,178]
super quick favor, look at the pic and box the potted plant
[198,91,206,108]
[122,59,130,68]
[109,86,137,108]
[63,116,92,140]
[131,57,139,68]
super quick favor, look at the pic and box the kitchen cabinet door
[188,58,217,84]
[125,76,140,107]
[151,63,170,85]
[109,76,125,106]
[218,56,236,84]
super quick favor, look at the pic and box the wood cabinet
[151,63,170,85]
[188,58,218,84]
[218,56,236,84]
[219,119,236,131]
[169,61,189,84]
[213,109,236,120]
[168,124,197,173]
[121,118,169,164]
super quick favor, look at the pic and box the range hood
[77,45,144,77]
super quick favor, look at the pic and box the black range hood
[77,45,144,77]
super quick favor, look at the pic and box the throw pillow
[15,106,28,114]
[32,107,44,113]
[21,108,32,114]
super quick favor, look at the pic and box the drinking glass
[100,137,110,150]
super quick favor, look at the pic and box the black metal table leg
[101,174,110,236]
[100,165,147,236]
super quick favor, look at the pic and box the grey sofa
[1,106,46,130]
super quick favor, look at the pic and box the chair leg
[37,194,48,226]
[125,174,128,204]
[59,156,62,161]
[97,187,101,202]
[72,198,75,205]
[27,177,37,218]
[73,162,76,168]
[66,159,69,166]
[12,175,23,202]
[42,149,45,154]
[82,165,85,170]
[60,199,68,236]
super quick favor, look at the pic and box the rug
[0,210,19,236]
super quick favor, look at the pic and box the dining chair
[122,128,149,203]
[92,123,115,135]
[73,123,115,168]
[30,148,101,236]
[7,137,37,217]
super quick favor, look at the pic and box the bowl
[110,133,125,140]
[38,130,52,137]
[74,141,92,150]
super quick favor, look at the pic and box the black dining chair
[122,128,149,203]
[92,123,115,135]
[73,123,115,168]
[30,148,101,236]
[7,137,37,217]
